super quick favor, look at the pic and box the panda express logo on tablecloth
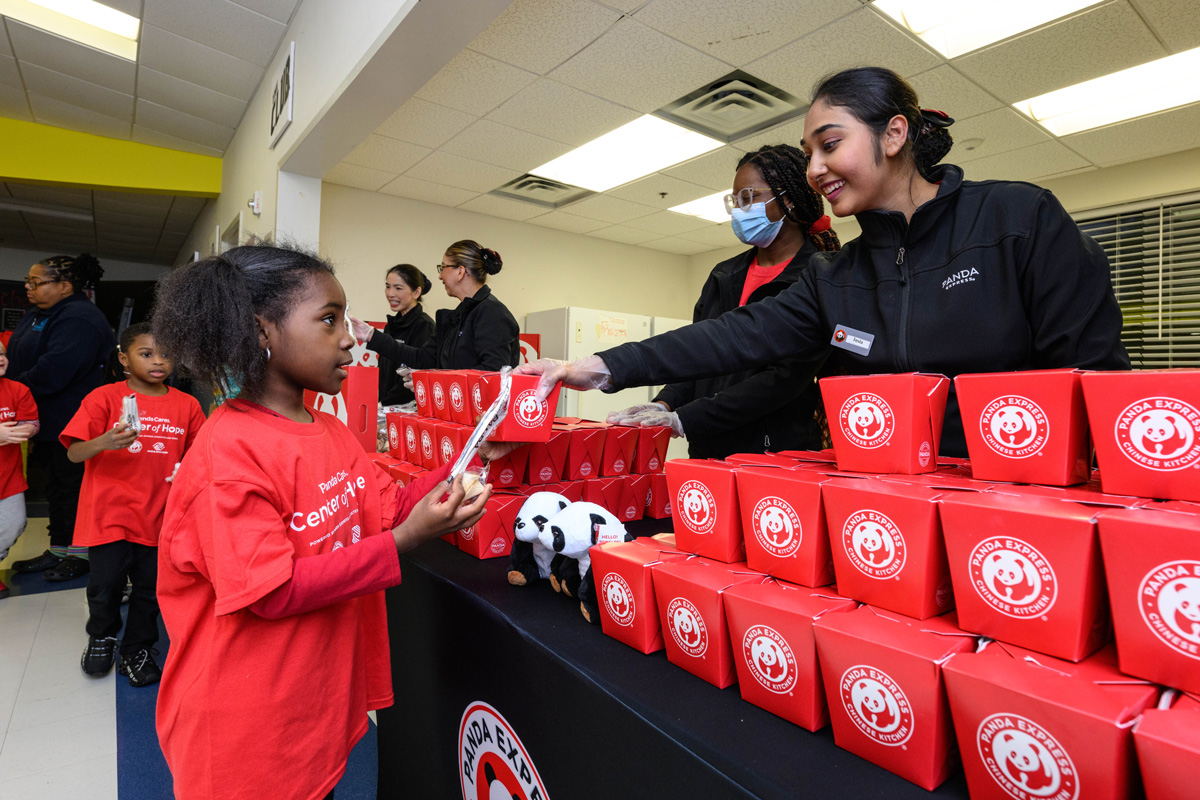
[601,572,636,626]
[842,510,906,579]
[977,713,1078,800]
[678,480,716,534]
[839,665,913,746]
[514,389,548,429]
[980,395,1050,459]
[1114,397,1200,471]
[667,596,707,657]
[459,701,549,800]
[743,625,796,694]
[1139,559,1200,659]
[969,537,1057,618]
[751,496,802,557]
[839,393,894,449]
[450,382,465,413]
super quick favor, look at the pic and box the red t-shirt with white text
[0,378,37,500]
[60,382,205,546]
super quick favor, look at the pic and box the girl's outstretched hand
[392,474,490,554]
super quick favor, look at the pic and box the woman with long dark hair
[357,264,434,406]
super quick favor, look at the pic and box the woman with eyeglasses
[352,239,519,372]
[7,253,116,582]
[608,144,840,458]
[352,264,435,407]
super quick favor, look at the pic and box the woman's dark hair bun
[481,248,503,275]
[388,263,432,297]
[40,252,104,292]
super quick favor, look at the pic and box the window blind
[1076,195,1200,369]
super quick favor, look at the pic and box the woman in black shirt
[353,264,434,406]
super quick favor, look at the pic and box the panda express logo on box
[981,395,1050,459]
[839,393,894,449]
[977,713,1079,800]
[459,701,549,800]
[751,496,803,557]
[743,625,796,694]
[601,572,636,626]
[677,480,716,535]
[472,383,483,415]
[433,381,446,411]
[842,510,906,579]
[415,381,427,407]
[499,466,516,484]
[388,422,399,451]
[490,537,507,554]
[1114,397,1200,471]
[514,389,547,429]
[450,383,465,413]
[1139,559,1200,659]
[839,665,913,746]
[405,426,416,453]
[667,596,707,657]
[421,430,434,462]
[969,537,1057,619]
[441,436,455,465]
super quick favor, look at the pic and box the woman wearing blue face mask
[608,144,840,458]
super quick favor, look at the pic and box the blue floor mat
[0,565,90,596]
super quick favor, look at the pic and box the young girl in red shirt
[61,322,207,684]
[149,245,501,800]
[0,340,39,600]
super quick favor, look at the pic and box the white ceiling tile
[457,194,546,222]
[948,108,1053,164]
[635,0,861,67]
[959,140,1092,183]
[440,119,570,173]
[0,22,11,57]
[20,63,134,120]
[8,184,92,208]
[135,99,236,151]
[404,151,521,193]
[1131,0,1200,52]
[377,175,480,208]
[746,8,941,100]
[593,0,647,12]
[639,236,714,255]
[137,67,247,129]
[98,0,140,15]
[0,55,19,88]
[549,18,733,113]
[0,81,30,121]
[468,0,621,75]
[558,193,657,224]
[323,163,399,193]
[729,115,807,154]
[605,173,713,210]
[230,0,302,24]
[343,135,432,174]
[1061,102,1200,167]
[586,225,660,244]
[375,98,477,149]
[663,148,744,191]
[622,209,712,235]
[907,66,1003,123]
[142,0,287,68]
[952,2,1167,104]
[414,49,537,116]
[139,25,261,101]
[678,223,741,248]
[29,93,131,140]
[132,126,224,157]
[7,20,136,95]
[486,79,640,146]
[526,211,610,234]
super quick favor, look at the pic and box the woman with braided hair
[8,253,116,581]
[351,239,519,371]
[609,143,840,458]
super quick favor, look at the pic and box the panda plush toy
[535,501,633,624]
[507,492,569,587]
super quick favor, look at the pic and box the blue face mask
[730,201,783,248]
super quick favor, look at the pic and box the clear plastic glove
[348,315,374,343]
[607,402,667,427]
[608,403,684,438]
[398,365,413,392]
[515,355,612,403]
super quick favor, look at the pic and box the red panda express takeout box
[819,373,950,474]
[456,493,523,559]
[304,365,378,453]
[633,426,670,474]
[590,539,686,654]
[666,459,743,562]
[943,643,1156,800]
[1134,692,1200,800]
[723,580,856,731]
[1082,369,1200,501]
[812,607,975,790]
[955,368,1091,486]
[479,372,560,442]
[735,466,835,588]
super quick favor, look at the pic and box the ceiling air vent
[490,174,592,209]
[655,70,808,144]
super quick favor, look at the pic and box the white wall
[0,246,171,282]
[319,183,698,327]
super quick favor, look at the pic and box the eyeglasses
[23,276,62,289]
[436,263,461,275]
[723,187,781,214]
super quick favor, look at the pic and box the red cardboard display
[651,557,756,688]
[600,425,638,477]
[645,472,672,519]
[304,364,378,453]
[1082,369,1200,501]
[666,459,744,562]
[943,643,1156,800]
[561,424,606,480]
[955,368,1091,486]
[940,491,1111,661]
[591,540,684,654]
[822,477,956,619]
[813,607,975,790]
[723,580,856,731]
[616,474,650,523]
[819,373,950,474]
[735,466,835,588]
[1134,693,1200,800]
[526,430,569,484]
[633,426,671,474]
[480,372,560,442]
[384,411,406,459]
[1097,505,1200,692]
[488,445,529,489]
[412,370,432,417]
[457,493,524,559]
[400,416,420,464]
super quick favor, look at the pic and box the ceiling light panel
[669,191,728,224]
[0,0,140,60]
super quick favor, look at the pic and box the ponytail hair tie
[809,215,831,234]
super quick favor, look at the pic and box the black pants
[30,440,84,549]
[86,540,159,653]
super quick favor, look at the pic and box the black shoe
[44,556,89,582]
[81,636,119,676]
[11,550,63,573]
[118,648,162,687]
[0,578,9,599]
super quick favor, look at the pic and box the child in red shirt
[149,245,508,800]
[61,322,206,684]
[0,340,39,600]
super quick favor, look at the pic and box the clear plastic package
[121,394,141,435]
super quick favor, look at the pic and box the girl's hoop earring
[264,347,271,362]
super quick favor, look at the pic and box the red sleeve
[248,533,402,619]
[183,398,206,452]
[59,386,113,447]
[207,480,296,615]
[388,461,452,530]
[14,383,37,422]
